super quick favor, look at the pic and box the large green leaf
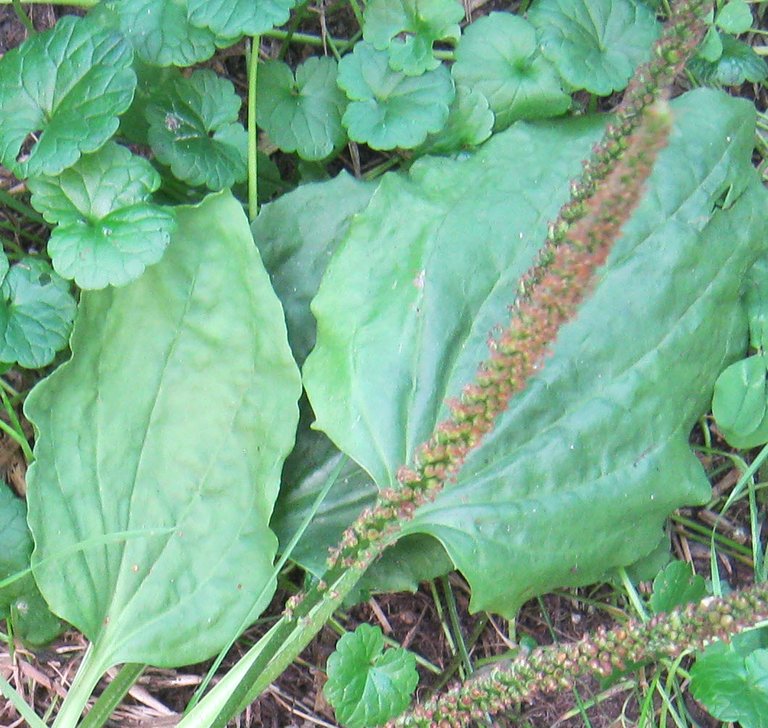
[25,191,301,670]
[303,89,767,616]
[0,15,135,178]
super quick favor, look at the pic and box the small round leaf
[28,143,176,289]
[419,85,494,154]
[187,0,296,38]
[0,15,136,178]
[257,57,347,161]
[147,69,248,190]
[689,35,768,86]
[0,258,76,368]
[324,624,418,728]
[649,561,706,615]
[715,0,754,35]
[363,0,464,75]
[337,41,454,150]
[528,0,660,95]
[452,13,571,130]
[712,355,768,446]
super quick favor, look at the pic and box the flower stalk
[390,582,768,727]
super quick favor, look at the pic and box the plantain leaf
[25,191,301,671]
[303,89,768,616]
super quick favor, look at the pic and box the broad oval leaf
[187,0,296,38]
[452,13,571,130]
[303,89,767,616]
[147,70,248,190]
[337,41,454,150]
[529,0,660,95]
[0,258,76,369]
[0,15,136,178]
[25,190,301,670]
[257,58,347,161]
[28,142,176,289]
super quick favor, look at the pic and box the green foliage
[0,258,77,368]
[363,0,464,75]
[529,0,660,95]
[28,143,176,289]
[0,15,135,178]
[649,561,706,614]
[324,624,419,728]
[24,192,301,674]
[301,90,766,616]
[257,58,347,161]
[418,85,494,154]
[452,13,571,131]
[690,629,768,728]
[146,69,248,190]
[186,0,297,38]
[337,42,454,150]
[714,0,754,34]
[0,485,63,646]
[690,34,768,85]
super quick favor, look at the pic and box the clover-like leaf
[93,0,220,67]
[0,15,135,178]
[452,12,570,130]
[28,143,175,289]
[715,0,754,34]
[649,561,706,615]
[363,0,464,75]
[337,41,454,150]
[689,34,768,86]
[418,85,494,154]
[324,624,418,728]
[529,0,660,95]
[257,57,347,161]
[0,258,76,368]
[147,69,248,190]
[187,0,296,38]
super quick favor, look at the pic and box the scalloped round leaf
[147,70,248,190]
[689,35,768,86]
[257,57,347,161]
[324,625,418,728]
[0,258,76,369]
[363,0,464,75]
[95,0,220,67]
[715,0,754,34]
[419,85,494,154]
[337,42,454,150]
[452,13,570,130]
[187,0,296,38]
[0,15,135,179]
[529,0,660,95]
[649,561,706,615]
[28,143,175,289]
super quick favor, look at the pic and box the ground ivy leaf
[25,190,301,670]
[689,34,768,86]
[0,15,136,178]
[649,561,707,614]
[324,624,418,728]
[418,85,494,154]
[712,355,768,446]
[28,143,175,289]
[363,0,464,75]
[94,0,220,67]
[452,12,570,130]
[0,486,64,645]
[697,25,724,63]
[257,57,347,161]
[691,645,768,727]
[529,0,660,95]
[0,258,76,369]
[337,41,454,150]
[147,69,248,190]
[187,0,296,38]
[715,0,754,34]
[303,90,767,616]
